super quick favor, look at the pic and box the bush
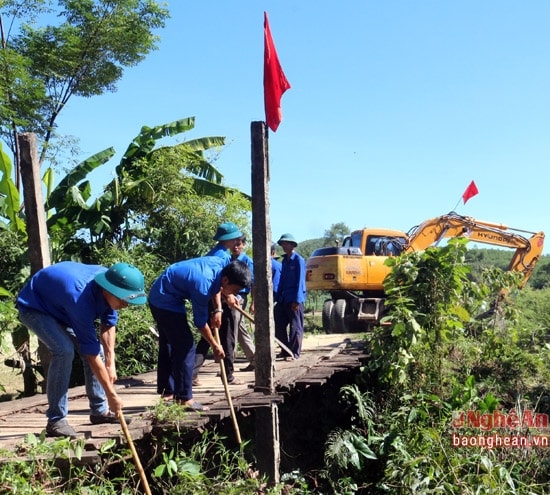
[319,239,550,494]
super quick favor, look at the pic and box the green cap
[277,233,298,247]
[95,262,147,305]
[214,222,243,241]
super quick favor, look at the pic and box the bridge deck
[0,333,367,458]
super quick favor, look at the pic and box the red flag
[462,180,479,204]
[264,11,291,132]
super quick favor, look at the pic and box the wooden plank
[0,334,367,459]
[294,379,327,387]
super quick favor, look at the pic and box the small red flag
[462,180,479,204]
[264,11,291,132]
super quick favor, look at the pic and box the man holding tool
[194,222,246,385]
[17,261,147,438]
[230,235,256,372]
[149,257,251,410]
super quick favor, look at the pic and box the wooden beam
[250,121,280,484]
[18,132,50,273]
[17,132,52,392]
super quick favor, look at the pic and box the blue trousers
[18,307,107,423]
[274,301,304,359]
[193,301,236,381]
[150,304,195,401]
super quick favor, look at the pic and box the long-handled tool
[118,411,152,495]
[213,327,242,444]
[233,305,295,358]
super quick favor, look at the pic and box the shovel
[119,411,152,495]
[213,327,242,444]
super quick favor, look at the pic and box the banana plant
[46,147,117,237]
[115,116,233,197]
[46,117,249,250]
[1,116,245,256]
[0,142,25,233]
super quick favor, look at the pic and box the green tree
[0,0,169,186]
[138,145,251,263]
[515,286,550,350]
[323,222,349,246]
[0,141,24,232]
[527,255,550,289]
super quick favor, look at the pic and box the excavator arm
[405,212,545,287]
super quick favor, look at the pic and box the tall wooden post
[251,121,280,483]
[18,132,51,390]
[18,133,51,272]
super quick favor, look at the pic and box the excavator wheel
[330,299,348,333]
[322,299,334,333]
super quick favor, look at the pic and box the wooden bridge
[0,333,367,460]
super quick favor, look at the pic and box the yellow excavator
[306,212,545,333]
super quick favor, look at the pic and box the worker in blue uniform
[193,221,245,385]
[149,257,251,410]
[17,261,147,438]
[274,233,307,360]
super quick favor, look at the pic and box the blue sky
[55,1,550,254]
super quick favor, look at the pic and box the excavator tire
[322,299,334,333]
[330,299,348,333]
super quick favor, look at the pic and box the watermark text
[451,409,549,449]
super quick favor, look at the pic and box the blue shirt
[148,256,230,328]
[206,243,231,262]
[234,252,254,295]
[276,252,306,304]
[17,261,118,356]
[271,257,282,296]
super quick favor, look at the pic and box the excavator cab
[370,236,405,256]
[344,232,406,256]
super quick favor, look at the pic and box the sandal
[284,356,295,362]
[228,377,244,385]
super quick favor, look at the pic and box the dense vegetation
[276,239,550,494]
[1,239,549,494]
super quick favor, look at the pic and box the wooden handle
[213,327,242,444]
[233,305,295,358]
[119,412,152,495]
[233,304,255,323]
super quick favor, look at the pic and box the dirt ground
[0,338,38,398]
